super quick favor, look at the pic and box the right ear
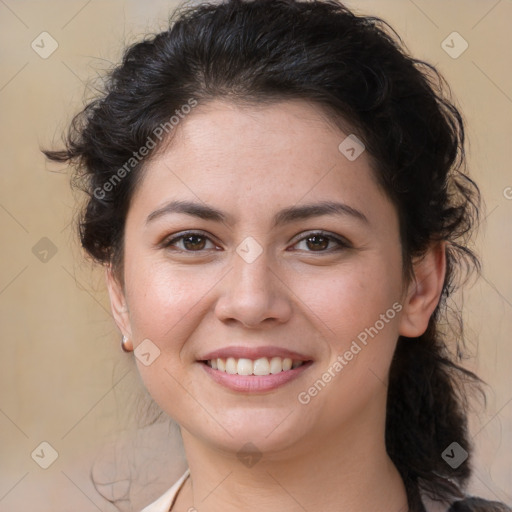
[105,265,133,351]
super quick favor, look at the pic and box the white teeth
[225,357,237,374]
[206,356,305,375]
[253,357,270,375]
[270,356,284,374]
[237,358,253,376]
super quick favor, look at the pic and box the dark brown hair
[42,1,510,510]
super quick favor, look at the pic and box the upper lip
[200,346,313,362]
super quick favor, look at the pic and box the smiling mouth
[200,356,311,376]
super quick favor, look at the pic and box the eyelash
[161,230,351,254]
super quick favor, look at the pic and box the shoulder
[422,492,512,512]
[447,497,512,512]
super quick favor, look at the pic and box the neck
[173,408,409,512]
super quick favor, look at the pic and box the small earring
[121,335,132,352]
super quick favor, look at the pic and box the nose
[214,246,292,329]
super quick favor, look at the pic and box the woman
[43,0,511,511]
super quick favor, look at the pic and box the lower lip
[199,361,313,392]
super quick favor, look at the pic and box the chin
[182,408,314,458]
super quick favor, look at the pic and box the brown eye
[304,234,329,251]
[292,231,350,253]
[181,234,207,251]
[162,231,217,252]
[161,230,350,254]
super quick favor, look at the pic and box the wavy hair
[42,1,510,510]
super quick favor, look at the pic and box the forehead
[163,98,355,165]
[128,98,394,231]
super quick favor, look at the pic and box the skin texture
[106,99,446,512]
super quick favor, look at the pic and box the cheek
[292,259,402,351]
[124,256,206,340]
[122,258,201,414]
[301,270,402,424]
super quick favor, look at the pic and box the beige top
[140,469,190,512]
[140,469,451,512]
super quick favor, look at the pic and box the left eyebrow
[271,201,369,228]
[145,199,369,228]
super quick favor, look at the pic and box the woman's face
[107,98,419,456]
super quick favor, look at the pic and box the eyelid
[160,229,352,253]
[289,230,352,251]
[161,229,221,250]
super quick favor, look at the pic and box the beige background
[0,0,511,510]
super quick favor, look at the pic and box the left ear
[398,241,447,338]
